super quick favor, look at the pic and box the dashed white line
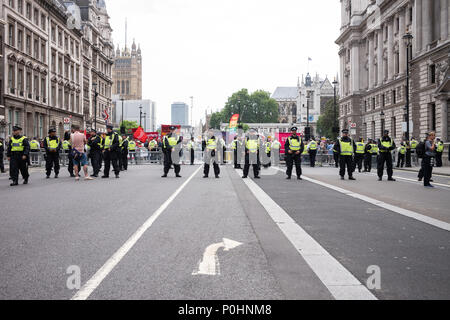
[71,166,202,300]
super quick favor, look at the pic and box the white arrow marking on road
[192,238,243,276]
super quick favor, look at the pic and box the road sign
[63,117,71,124]
[350,129,357,135]
[350,123,357,128]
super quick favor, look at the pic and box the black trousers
[190,149,195,165]
[286,153,302,178]
[333,153,339,168]
[243,153,259,177]
[377,152,394,179]
[0,153,4,172]
[90,151,102,176]
[103,150,120,177]
[263,151,271,168]
[204,161,220,177]
[46,152,60,176]
[119,151,128,170]
[353,153,364,172]
[364,153,372,172]
[339,155,353,177]
[67,152,74,175]
[309,150,317,167]
[234,150,242,168]
[10,153,29,181]
[163,151,181,175]
[436,152,443,167]
[397,154,405,168]
[422,156,434,186]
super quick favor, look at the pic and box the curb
[397,167,450,177]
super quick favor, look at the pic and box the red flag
[133,126,148,143]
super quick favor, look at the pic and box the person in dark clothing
[435,138,444,167]
[363,139,373,172]
[285,127,304,180]
[396,142,406,168]
[161,126,182,178]
[102,125,120,178]
[7,126,30,186]
[119,135,129,171]
[232,136,244,169]
[87,129,102,177]
[202,132,220,178]
[242,129,261,179]
[63,131,75,177]
[44,128,61,179]
[333,129,356,180]
[188,137,195,165]
[353,138,365,173]
[421,131,437,188]
[0,138,5,173]
[377,130,396,181]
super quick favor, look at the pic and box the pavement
[0,163,449,300]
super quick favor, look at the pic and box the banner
[229,114,240,129]
[133,126,148,143]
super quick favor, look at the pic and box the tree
[120,120,139,133]
[316,99,339,140]
[209,111,224,130]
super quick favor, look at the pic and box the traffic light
[120,126,125,134]
[304,127,311,141]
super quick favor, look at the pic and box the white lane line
[71,166,203,300]
[363,172,450,188]
[273,167,450,232]
[239,170,377,300]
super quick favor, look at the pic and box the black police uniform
[162,133,182,177]
[285,135,304,179]
[202,137,220,178]
[0,140,5,173]
[377,136,396,180]
[44,135,61,178]
[119,138,129,171]
[102,132,120,178]
[64,131,74,177]
[7,133,30,185]
[363,143,373,172]
[233,139,243,169]
[243,137,260,178]
[333,136,356,179]
[88,134,102,176]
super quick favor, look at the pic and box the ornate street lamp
[403,30,413,167]
[332,78,339,139]
[93,83,98,131]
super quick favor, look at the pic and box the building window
[15,110,21,126]
[126,80,130,94]
[9,0,14,9]
[392,89,396,104]
[26,34,31,55]
[34,8,39,25]
[381,119,385,134]
[8,65,15,92]
[26,72,31,95]
[58,30,62,46]
[39,115,44,138]
[395,52,399,74]
[41,14,46,30]
[117,81,120,93]
[18,69,23,94]
[409,8,413,24]
[26,2,31,19]
[371,121,376,139]
[17,30,23,51]
[41,78,45,99]
[372,97,376,109]
[430,103,436,131]
[8,24,15,46]
[51,25,56,42]
[430,64,436,84]
[18,0,23,14]
[34,39,39,59]
[382,94,385,107]
[34,75,39,98]
[391,117,396,138]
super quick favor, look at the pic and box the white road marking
[71,166,202,300]
[363,172,450,188]
[273,167,450,232]
[192,238,243,276]
[239,170,377,300]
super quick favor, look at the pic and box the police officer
[363,139,375,172]
[436,138,444,167]
[128,138,137,164]
[242,129,261,179]
[44,128,61,179]
[307,137,318,168]
[102,125,120,179]
[119,135,129,171]
[396,142,406,168]
[0,138,5,173]
[353,138,365,173]
[203,131,220,178]
[162,126,182,178]
[285,127,304,180]
[87,129,102,177]
[333,129,356,180]
[263,136,272,168]
[63,131,75,177]
[188,137,195,165]
[7,126,30,186]
[232,136,243,169]
[377,130,396,181]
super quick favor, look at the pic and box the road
[0,163,449,300]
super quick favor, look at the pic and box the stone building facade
[0,0,5,136]
[336,0,450,144]
[112,39,142,101]
[1,0,113,139]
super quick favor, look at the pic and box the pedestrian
[0,138,5,173]
[377,130,396,181]
[396,142,406,168]
[435,138,444,167]
[70,125,93,181]
[242,128,261,179]
[188,137,195,165]
[422,131,437,188]
[44,128,61,179]
[307,138,318,168]
[333,129,356,180]
[128,138,137,164]
[363,139,374,172]
[263,136,272,168]
[101,125,120,179]
[285,127,304,180]
[161,126,182,178]
[7,126,30,186]
[119,135,129,171]
[203,130,220,178]
[63,131,75,177]
[87,129,102,177]
[353,138,365,173]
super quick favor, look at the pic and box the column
[399,9,406,74]
[377,29,383,86]
[414,0,423,53]
[351,41,360,92]
[439,99,448,142]
[368,34,374,89]
[422,0,432,49]
[441,0,448,42]
[387,18,394,80]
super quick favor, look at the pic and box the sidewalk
[397,166,450,176]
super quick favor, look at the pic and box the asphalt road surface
[0,163,449,300]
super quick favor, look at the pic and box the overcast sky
[106,0,341,126]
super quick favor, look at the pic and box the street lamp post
[139,105,143,128]
[120,98,125,133]
[403,31,413,167]
[332,79,339,139]
[93,83,98,131]
[143,112,147,132]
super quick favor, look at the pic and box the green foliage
[120,120,139,132]
[316,98,339,140]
